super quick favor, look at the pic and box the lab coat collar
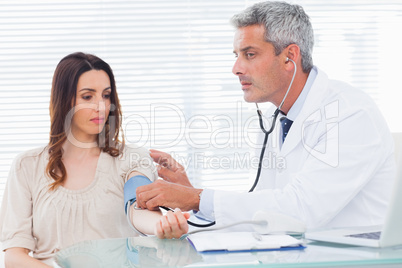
[280,67,330,157]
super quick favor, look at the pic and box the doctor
[136,1,395,232]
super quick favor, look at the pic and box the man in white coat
[136,1,395,236]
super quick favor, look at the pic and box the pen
[253,232,262,241]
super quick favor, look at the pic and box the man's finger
[136,185,159,209]
[157,165,178,182]
[149,150,163,163]
[145,196,163,211]
[150,149,183,172]
[149,149,170,165]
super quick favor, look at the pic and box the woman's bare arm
[5,248,51,268]
[127,171,190,238]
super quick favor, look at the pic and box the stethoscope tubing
[167,59,296,228]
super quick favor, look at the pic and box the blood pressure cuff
[124,175,152,214]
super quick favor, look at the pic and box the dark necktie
[280,117,293,142]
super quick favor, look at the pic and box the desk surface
[54,236,402,268]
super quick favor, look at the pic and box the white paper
[187,232,303,252]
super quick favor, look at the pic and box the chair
[392,132,402,162]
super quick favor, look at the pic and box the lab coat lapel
[280,69,329,157]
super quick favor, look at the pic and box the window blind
[0,0,401,206]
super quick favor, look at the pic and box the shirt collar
[285,66,317,121]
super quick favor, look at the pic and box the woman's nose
[96,99,106,113]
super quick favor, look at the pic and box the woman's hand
[155,208,190,239]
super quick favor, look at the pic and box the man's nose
[232,58,244,76]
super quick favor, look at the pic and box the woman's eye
[82,95,92,101]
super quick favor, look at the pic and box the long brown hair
[46,52,124,190]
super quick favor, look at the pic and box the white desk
[54,236,402,267]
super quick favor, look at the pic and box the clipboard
[187,232,306,253]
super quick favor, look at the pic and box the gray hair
[231,1,314,73]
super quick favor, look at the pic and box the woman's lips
[90,117,105,124]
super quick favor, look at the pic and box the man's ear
[284,44,301,66]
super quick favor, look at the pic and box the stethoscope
[250,57,296,191]
[164,58,297,228]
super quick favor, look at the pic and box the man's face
[232,24,287,104]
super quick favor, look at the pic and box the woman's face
[70,69,112,143]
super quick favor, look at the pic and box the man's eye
[246,53,255,58]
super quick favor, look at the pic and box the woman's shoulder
[120,144,150,158]
[13,145,48,168]
[111,143,157,182]
[115,144,153,168]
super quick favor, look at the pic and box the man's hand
[136,180,202,211]
[149,149,192,187]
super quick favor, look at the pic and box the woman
[0,52,189,267]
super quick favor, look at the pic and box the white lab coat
[213,68,395,230]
